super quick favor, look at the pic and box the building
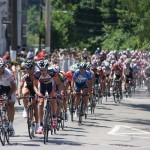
[0,0,7,56]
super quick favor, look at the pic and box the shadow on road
[121,103,150,112]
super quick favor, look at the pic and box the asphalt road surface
[1,88,150,150]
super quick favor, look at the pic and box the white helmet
[52,64,60,73]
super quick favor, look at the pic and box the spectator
[37,49,46,59]
[2,51,10,62]
[27,48,35,60]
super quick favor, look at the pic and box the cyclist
[103,62,111,97]
[17,60,38,130]
[144,63,150,88]
[110,62,123,98]
[33,59,58,134]
[52,64,69,121]
[97,66,105,95]
[123,62,133,93]
[72,63,92,117]
[0,58,16,135]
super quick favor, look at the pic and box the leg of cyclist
[83,88,89,114]
[32,97,38,131]
[50,85,58,128]
[22,88,30,118]
[62,82,69,121]
[37,97,44,134]
[7,92,16,135]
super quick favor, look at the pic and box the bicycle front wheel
[0,128,5,146]
[27,106,34,139]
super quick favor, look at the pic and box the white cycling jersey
[0,68,14,87]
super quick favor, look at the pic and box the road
[1,88,150,150]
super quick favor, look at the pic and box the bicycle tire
[90,96,94,114]
[61,110,65,130]
[27,106,34,139]
[43,110,49,144]
[69,95,74,122]
[0,128,5,146]
[105,87,108,102]
[78,97,83,125]
[5,127,10,144]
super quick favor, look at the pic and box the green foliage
[27,0,150,51]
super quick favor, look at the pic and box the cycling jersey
[0,68,14,86]
[58,71,67,83]
[111,67,122,76]
[103,67,111,77]
[34,69,55,84]
[22,73,35,96]
[0,68,16,102]
[65,70,73,82]
[34,69,56,95]
[132,65,140,74]
[73,69,91,84]
[124,67,133,76]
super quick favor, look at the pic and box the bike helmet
[78,62,86,69]
[97,66,102,71]
[52,64,60,73]
[0,58,5,69]
[105,61,110,67]
[25,60,35,69]
[37,59,49,69]
[70,65,77,72]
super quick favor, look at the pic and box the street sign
[2,17,12,24]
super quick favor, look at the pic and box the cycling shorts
[74,82,88,92]
[40,82,52,95]
[125,74,133,83]
[0,85,16,103]
[115,74,121,80]
[22,87,36,97]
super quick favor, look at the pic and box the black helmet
[25,60,35,69]
[37,59,49,69]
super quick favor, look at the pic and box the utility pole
[45,0,51,52]
[17,0,22,50]
[11,0,17,61]
[39,0,43,50]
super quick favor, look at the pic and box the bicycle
[112,79,122,103]
[0,95,10,146]
[36,94,56,144]
[101,80,108,103]
[18,95,37,139]
[125,79,132,98]
[89,88,98,114]
[56,95,65,131]
[76,91,89,125]
[68,92,75,122]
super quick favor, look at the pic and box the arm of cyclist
[33,78,43,97]
[17,78,24,98]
